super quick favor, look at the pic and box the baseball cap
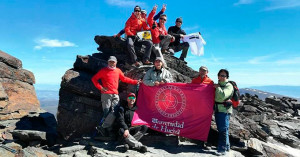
[127,93,136,98]
[134,5,141,12]
[141,10,147,14]
[155,57,163,62]
[200,66,208,71]
[176,17,182,23]
[108,56,117,62]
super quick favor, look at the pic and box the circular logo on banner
[155,85,186,118]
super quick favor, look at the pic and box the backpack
[227,81,240,108]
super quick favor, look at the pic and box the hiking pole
[0,144,17,154]
[92,117,105,137]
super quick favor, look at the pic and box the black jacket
[116,103,137,130]
[168,25,186,47]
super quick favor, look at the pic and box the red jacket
[191,75,214,85]
[147,10,167,44]
[91,67,138,94]
[125,13,149,36]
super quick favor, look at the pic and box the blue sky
[1,0,300,90]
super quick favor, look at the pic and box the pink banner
[132,83,215,141]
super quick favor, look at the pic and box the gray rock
[59,145,86,154]
[23,146,58,157]
[12,130,47,141]
[246,138,295,157]
[242,105,258,113]
[73,150,91,157]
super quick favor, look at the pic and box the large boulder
[0,50,40,120]
[57,36,198,140]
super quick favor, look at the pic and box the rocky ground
[1,37,300,156]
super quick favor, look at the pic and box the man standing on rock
[168,17,189,62]
[91,56,141,137]
[191,66,214,85]
[125,5,153,67]
[191,65,213,149]
[143,57,173,86]
[115,93,148,152]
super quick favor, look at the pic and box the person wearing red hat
[115,93,148,152]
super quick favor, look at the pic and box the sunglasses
[134,10,141,12]
[218,75,227,78]
[160,18,166,21]
[176,21,182,23]
[128,96,136,100]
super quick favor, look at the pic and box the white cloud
[234,0,254,6]
[34,38,77,50]
[105,0,146,8]
[264,0,300,11]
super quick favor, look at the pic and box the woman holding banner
[213,69,234,156]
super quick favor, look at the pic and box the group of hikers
[113,5,190,66]
[91,55,234,156]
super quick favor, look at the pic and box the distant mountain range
[249,85,300,99]
[36,85,300,116]
[36,90,59,117]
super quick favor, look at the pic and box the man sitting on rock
[115,93,148,152]
[91,56,141,138]
[168,17,189,62]
[148,5,175,55]
[125,5,153,67]
[143,57,173,86]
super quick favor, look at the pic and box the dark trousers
[127,37,152,63]
[169,42,189,59]
[119,125,148,137]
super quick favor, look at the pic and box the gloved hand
[152,22,157,29]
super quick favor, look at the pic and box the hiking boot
[215,151,226,156]
[139,145,147,153]
[179,57,187,64]
[143,60,153,65]
[168,49,175,55]
[124,144,129,151]
[132,61,141,67]
[161,49,170,54]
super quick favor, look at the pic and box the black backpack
[228,81,240,107]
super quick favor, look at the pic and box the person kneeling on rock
[115,93,148,153]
